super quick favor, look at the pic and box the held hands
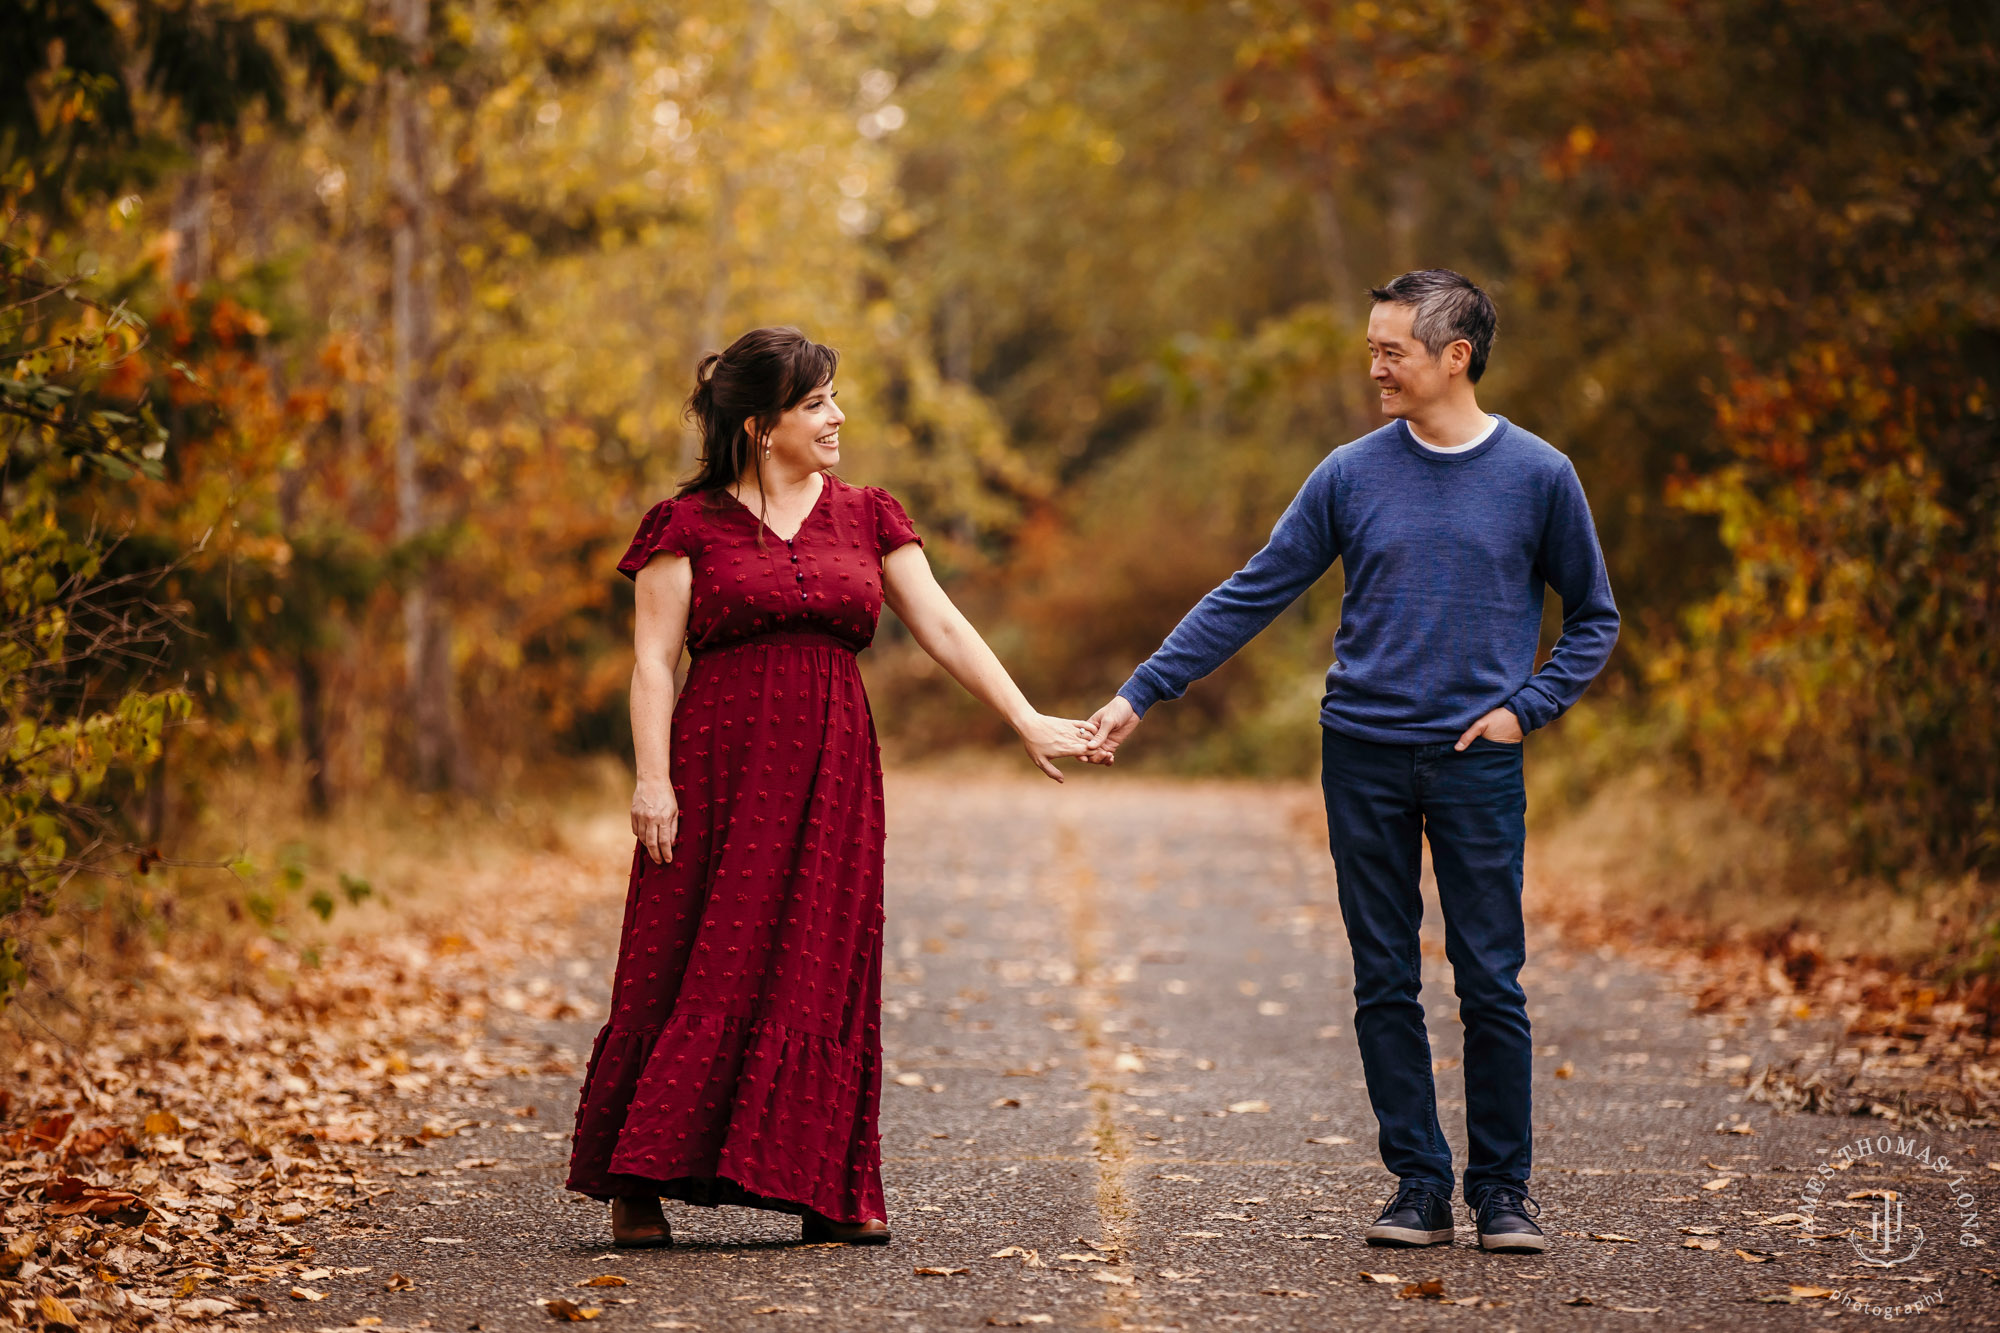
[633,778,680,864]
[1081,695,1140,765]
[1017,712,1098,783]
[1455,705,1524,750]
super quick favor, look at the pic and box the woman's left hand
[1017,713,1096,783]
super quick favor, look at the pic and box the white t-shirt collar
[1408,415,1499,454]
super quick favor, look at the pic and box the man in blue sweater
[1084,270,1619,1254]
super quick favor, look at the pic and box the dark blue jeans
[1320,726,1531,1205]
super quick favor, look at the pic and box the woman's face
[759,379,844,474]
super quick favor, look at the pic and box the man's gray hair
[1368,269,1498,383]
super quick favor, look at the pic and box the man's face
[1367,301,1450,419]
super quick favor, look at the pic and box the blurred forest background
[4,0,1997,1003]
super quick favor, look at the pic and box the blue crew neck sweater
[1116,416,1620,744]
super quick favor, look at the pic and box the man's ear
[1446,338,1473,377]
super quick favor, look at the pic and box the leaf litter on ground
[0,829,610,1330]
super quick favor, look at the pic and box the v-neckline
[726,473,828,544]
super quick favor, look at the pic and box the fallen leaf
[40,1294,78,1325]
[1263,1287,1317,1298]
[1306,1135,1353,1145]
[1680,1226,1722,1235]
[1563,1295,1596,1306]
[176,1299,237,1317]
[984,1319,1054,1328]
[914,1267,968,1277]
[750,1306,819,1315]
[1734,1249,1777,1263]
[1847,1189,1898,1201]
[1093,1272,1136,1286]
[1789,1286,1837,1299]
[1395,1280,1447,1301]
[1722,1123,1756,1135]
[1554,1062,1575,1079]
[1759,1213,1810,1226]
[456,1157,499,1169]
[1702,1178,1734,1191]
[419,1236,468,1244]
[1358,1271,1400,1284]
[893,1072,925,1087]
[1177,1231,1225,1239]
[990,1097,1021,1108]
[1592,1233,1642,1243]
[290,1287,327,1301]
[384,1273,417,1291]
[1056,1253,1111,1264]
[1611,1306,1664,1314]
[1227,1100,1270,1114]
[1156,1173,1202,1182]
[544,1299,601,1321]
[1682,1238,1721,1250]
[1756,1294,1799,1305]
[578,1276,629,1287]
[174,1274,200,1298]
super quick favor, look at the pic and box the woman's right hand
[633,779,680,864]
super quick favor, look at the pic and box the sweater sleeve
[1116,460,1342,717]
[1505,460,1620,732]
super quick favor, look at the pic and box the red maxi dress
[564,475,920,1224]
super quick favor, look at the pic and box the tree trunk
[168,136,215,289]
[1309,180,1359,426]
[270,343,333,817]
[387,0,461,792]
[684,0,774,478]
[1387,170,1425,276]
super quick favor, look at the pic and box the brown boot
[610,1196,672,1248]
[801,1212,891,1245]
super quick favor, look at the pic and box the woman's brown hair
[678,326,840,501]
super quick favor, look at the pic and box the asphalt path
[296,772,2000,1331]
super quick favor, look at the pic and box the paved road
[297,773,2000,1330]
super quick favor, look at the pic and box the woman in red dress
[565,327,1089,1246]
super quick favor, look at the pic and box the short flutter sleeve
[868,487,923,557]
[616,499,698,580]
